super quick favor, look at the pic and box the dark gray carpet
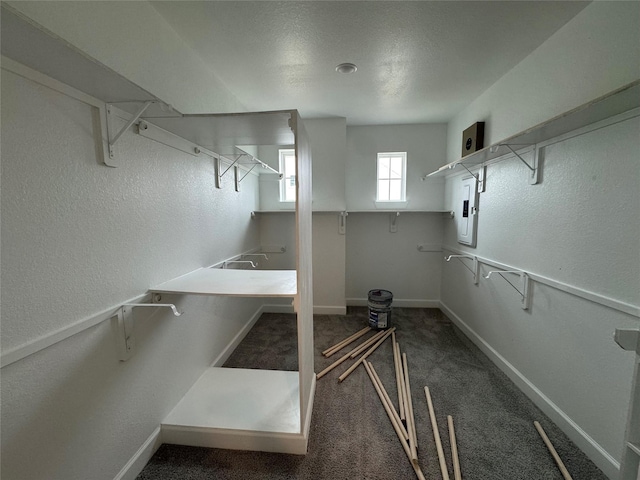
[137,308,608,479]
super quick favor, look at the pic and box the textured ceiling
[151,1,590,125]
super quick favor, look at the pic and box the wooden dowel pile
[322,326,372,357]
[338,327,396,382]
[317,325,467,480]
[316,329,386,380]
[365,360,426,480]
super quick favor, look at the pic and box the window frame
[376,151,407,203]
[279,148,296,203]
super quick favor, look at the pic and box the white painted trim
[442,245,640,318]
[210,306,265,367]
[439,301,620,479]
[301,375,317,453]
[262,303,296,314]
[113,426,163,480]
[160,425,309,455]
[313,306,347,315]
[2,55,103,108]
[346,298,440,309]
[1,292,151,368]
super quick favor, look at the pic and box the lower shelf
[161,367,308,454]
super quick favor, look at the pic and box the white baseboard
[262,303,296,314]
[210,305,265,367]
[313,306,347,315]
[113,426,162,480]
[302,375,317,452]
[346,298,440,308]
[439,301,620,480]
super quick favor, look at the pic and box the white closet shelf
[150,268,296,297]
[162,367,307,454]
[427,80,640,178]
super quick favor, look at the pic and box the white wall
[345,124,447,305]
[345,213,444,306]
[258,118,347,313]
[446,1,640,164]
[6,1,245,114]
[441,3,640,477]
[0,68,262,480]
[346,124,446,211]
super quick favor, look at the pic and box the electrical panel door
[457,176,479,247]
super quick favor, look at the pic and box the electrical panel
[457,176,479,247]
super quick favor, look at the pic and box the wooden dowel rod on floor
[392,333,406,421]
[402,352,419,461]
[363,361,426,480]
[447,416,462,480]
[349,329,387,358]
[338,327,396,383]
[316,329,385,380]
[322,326,372,357]
[534,421,573,480]
[425,386,451,480]
[395,341,407,422]
[368,361,409,441]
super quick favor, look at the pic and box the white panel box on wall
[457,176,479,247]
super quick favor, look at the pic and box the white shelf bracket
[223,260,257,269]
[445,254,479,284]
[615,329,640,353]
[501,144,540,185]
[390,212,400,233]
[220,154,245,178]
[484,269,531,309]
[214,157,222,189]
[116,302,182,361]
[106,101,154,161]
[338,211,348,235]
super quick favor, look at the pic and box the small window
[279,149,296,202]
[376,152,407,202]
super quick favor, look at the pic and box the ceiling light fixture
[335,63,357,74]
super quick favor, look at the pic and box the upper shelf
[0,6,173,117]
[428,80,640,178]
[1,6,294,166]
[150,268,297,297]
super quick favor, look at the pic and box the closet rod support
[339,211,348,235]
[445,255,479,284]
[483,270,531,310]
[390,212,400,233]
[107,101,154,159]
[220,154,246,177]
[223,260,257,269]
[500,144,540,185]
[614,329,640,353]
[116,302,182,361]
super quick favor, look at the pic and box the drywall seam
[439,301,620,479]
[442,245,640,319]
[112,426,162,480]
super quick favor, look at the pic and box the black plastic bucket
[368,289,393,329]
